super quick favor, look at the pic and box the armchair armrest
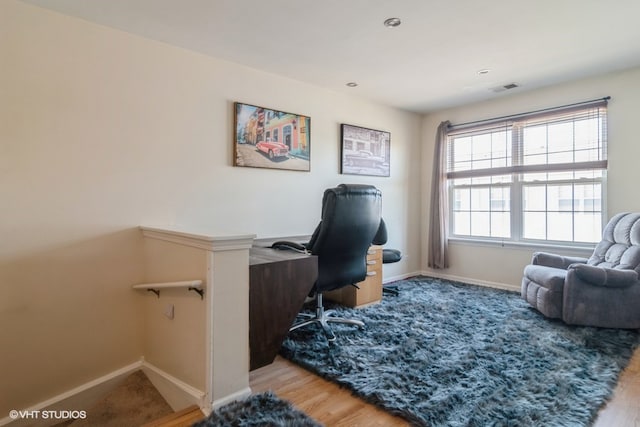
[531,252,588,269]
[568,263,639,288]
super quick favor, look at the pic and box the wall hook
[188,287,204,300]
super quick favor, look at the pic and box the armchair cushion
[523,265,567,292]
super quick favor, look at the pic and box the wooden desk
[325,245,383,308]
[249,246,317,371]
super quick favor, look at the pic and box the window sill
[447,237,595,256]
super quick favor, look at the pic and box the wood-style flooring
[250,357,408,426]
[250,347,640,427]
[142,405,204,427]
[593,346,640,426]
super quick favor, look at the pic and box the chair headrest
[589,212,640,271]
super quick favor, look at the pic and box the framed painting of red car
[340,124,390,177]
[234,102,311,172]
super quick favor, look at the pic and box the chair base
[289,293,364,342]
[383,284,399,296]
[382,249,402,296]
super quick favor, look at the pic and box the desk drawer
[325,245,382,308]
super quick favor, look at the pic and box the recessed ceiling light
[478,69,490,75]
[346,82,358,87]
[383,18,401,28]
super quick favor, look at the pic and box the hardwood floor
[142,405,204,427]
[593,347,640,427]
[250,357,408,426]
[250,348,640,427]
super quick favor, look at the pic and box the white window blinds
[446,100,608,180]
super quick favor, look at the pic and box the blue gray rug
[193,391,322,427]
[280,276,640,427]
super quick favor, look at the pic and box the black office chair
[288,184,383,342]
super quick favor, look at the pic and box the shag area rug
[281,276,640,427]
[193,391,322,427]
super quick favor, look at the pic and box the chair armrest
[531,252,588,269]
[306,222,321,252]
[372,218,388,245]
[568,264,639,288]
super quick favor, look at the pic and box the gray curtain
[428,121,450,269]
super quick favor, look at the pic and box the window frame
[446,102,607,249]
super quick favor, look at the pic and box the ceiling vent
[491,83,520,93]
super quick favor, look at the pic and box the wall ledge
[140,226,255,251]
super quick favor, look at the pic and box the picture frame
[234,102,311,172]
[340,124,390,177]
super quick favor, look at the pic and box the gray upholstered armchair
[522,212,640,329]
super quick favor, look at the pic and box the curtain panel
[428,121,450,269]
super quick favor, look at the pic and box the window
[447,100,607,245]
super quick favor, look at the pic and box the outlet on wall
[164,304,174,320]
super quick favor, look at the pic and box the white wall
[422,66,640,288]
[0,0,422,414]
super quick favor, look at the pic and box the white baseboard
[211,387,252,411]
[0,359,208,427]
[418,270,520,292]
[0,361,142,427]
[383,271,420,284]
[141,360,206,412]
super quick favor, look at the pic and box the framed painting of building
[234,102,311,172]
[340,124,390,177]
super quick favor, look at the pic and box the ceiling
[21,0,640,113]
